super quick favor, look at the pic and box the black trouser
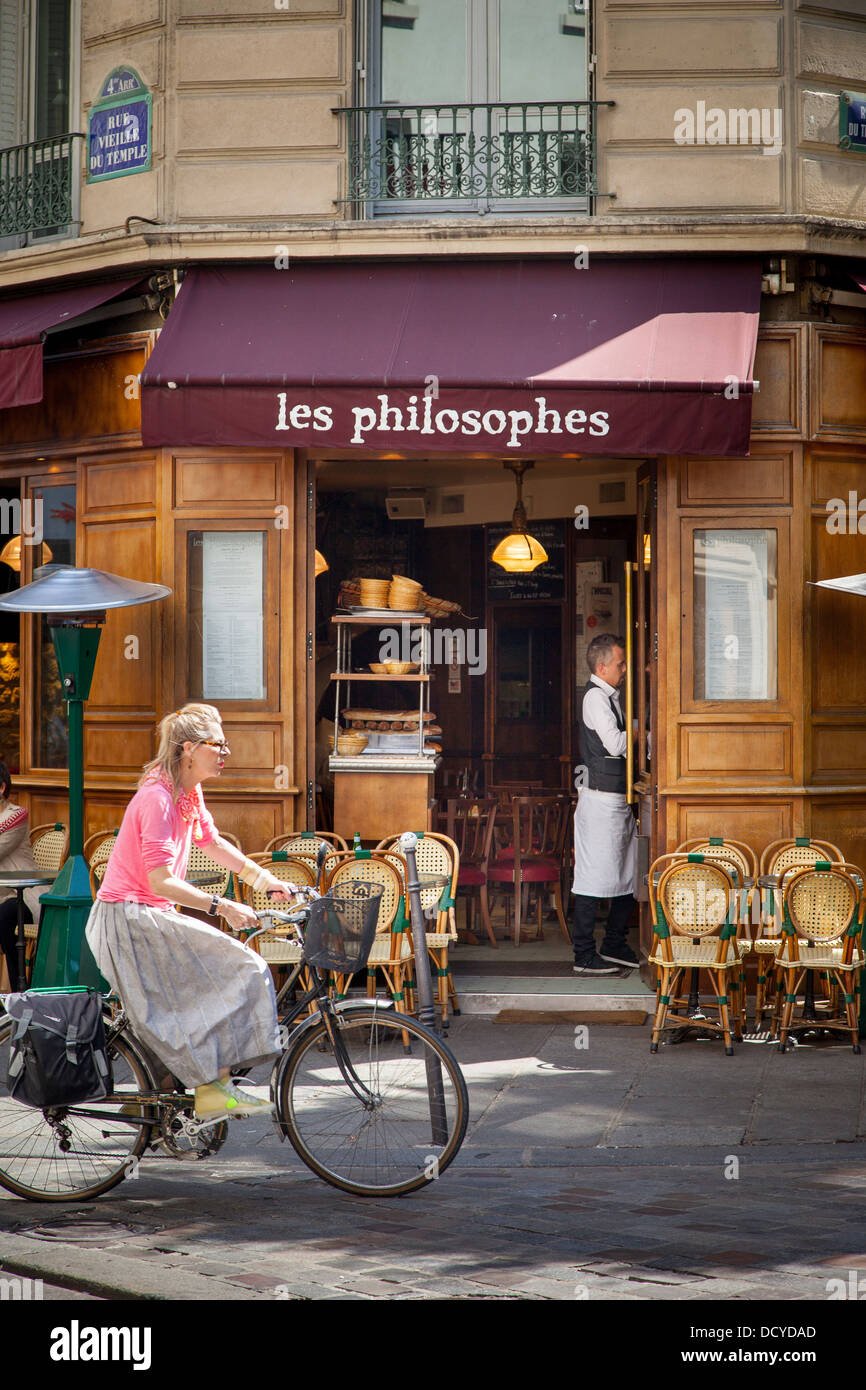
[571,892,635,963]
[0,897,33,990]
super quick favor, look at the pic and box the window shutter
[0,0,24,150]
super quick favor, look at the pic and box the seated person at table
[0,762,44,990]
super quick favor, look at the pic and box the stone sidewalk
[3,1015,866,1301]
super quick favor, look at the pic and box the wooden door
[634,462,658,962]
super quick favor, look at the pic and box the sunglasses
[199,739,230,755]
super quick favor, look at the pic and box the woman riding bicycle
[85,703,295,1121]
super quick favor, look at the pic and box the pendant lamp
[490,461,548,573]
[314,549,329,577]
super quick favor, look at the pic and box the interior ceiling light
[314,549,329,577]
[0,536,53,573]
[490,461,548,574]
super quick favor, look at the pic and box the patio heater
[810,573,866,1038]
[0,566,171,988]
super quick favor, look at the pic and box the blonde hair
[140,703,222,798]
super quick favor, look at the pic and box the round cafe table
[0,870,54,992]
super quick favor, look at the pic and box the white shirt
[582,674,627,758]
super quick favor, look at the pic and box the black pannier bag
[4,987,112,1109]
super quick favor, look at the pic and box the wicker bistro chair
[324,854,414,1016]
[648,855,741,1055]
[754,838,844,1024]
[445,798,499,948]
[263,831,348,870]
[376,832,461,1026]
[238,855,317,1008]
[674,839,758,1022]
[486,796,571,946]
[771,862,866,1053]
[30,822,69,876]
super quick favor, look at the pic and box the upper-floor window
[0,0,79,247]
[342,0,593,214]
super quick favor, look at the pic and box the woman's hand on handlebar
[220,898,259,933]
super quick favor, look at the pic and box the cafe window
[693,529,778,702]
[184,527,278,706]
[28,478,76,768]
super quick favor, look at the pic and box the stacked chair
[239,853,318,1011]
[324,850,413,1018]
[771,860,865,1052]
[754,838,843,1025]
[648,852,742,1055]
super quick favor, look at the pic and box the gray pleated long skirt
[85,899,281,1088]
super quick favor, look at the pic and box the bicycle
[0,885,469,1203]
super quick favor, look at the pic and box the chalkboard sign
[486,519,566,601]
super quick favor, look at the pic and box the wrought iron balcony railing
[336,101,610,207]
[0,133,85,242]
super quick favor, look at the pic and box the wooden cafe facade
[1,251,866,958]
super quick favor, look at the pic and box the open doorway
[311,453,655,1001]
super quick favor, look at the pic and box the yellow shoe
[194,1079,274,1119]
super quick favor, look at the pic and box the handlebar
[234,886,322,946]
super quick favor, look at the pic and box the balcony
[0,133,85,247]
[336,101,610,213]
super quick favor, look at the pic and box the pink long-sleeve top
[97,776,218,909]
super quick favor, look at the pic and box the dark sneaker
[600,944,640,969]
[573,953,619,976]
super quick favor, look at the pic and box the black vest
[578,679,627,793]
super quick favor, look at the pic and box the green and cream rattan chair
[754,838,844,1024]
[648,854,741,1055]
[324,853,413,1016]
[30,822,69,876]
[771,861,865,1053]
[376,832,461,1026]
[239,854,317,1008]
[675,838,758,1024]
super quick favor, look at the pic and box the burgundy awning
[0,278,141,409]
[141,258,762,456]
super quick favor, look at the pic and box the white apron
[572,788,637,898]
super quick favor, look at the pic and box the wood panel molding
[810,325,866,443]
[679,722,792,780]
[812,726,866,781]
[679,447,793,507]
[82,453,158,515]
[751,328,804,437]
[83,724,154,774]
[173,453,282,508]
[669,798,794,859]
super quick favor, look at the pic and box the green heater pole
[31,619,107,989]
[0,565,172,989]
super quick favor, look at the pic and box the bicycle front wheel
[277,1007,468,1197]
[0,1018,154,1202]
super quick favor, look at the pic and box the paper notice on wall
[576,581,619,682]
[201,532,265,700]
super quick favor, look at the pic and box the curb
[0,1234,264,1301]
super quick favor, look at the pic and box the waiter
[572,633,638,975]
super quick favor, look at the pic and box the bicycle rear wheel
[276,1007,468,1197]
[0,1018,154,1202]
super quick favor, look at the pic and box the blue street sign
[87,67,152,182]
[839,91,866,152]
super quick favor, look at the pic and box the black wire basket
[302,886,385,973]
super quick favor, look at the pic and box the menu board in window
[188,531,266,701]
[694,529,777,701]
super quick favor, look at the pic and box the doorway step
[450,938,655,1016]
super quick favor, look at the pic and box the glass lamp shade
[314,549,329,577]
[0,536,53,572]
[491,531,549,574]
